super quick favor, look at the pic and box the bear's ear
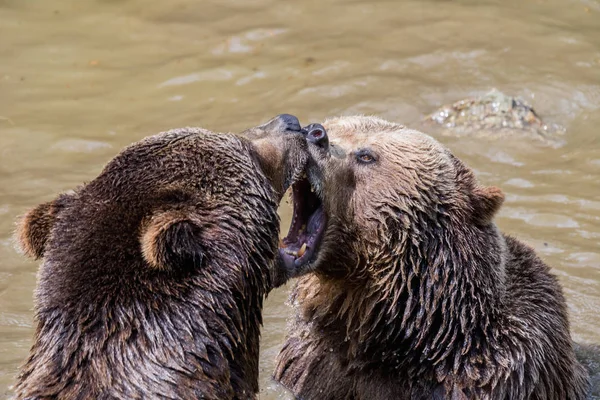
[16,197,67,259]
[470,185,505,225]
[140,211,206,271]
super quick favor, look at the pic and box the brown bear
[274,116,590,399]
[14,114,310,400]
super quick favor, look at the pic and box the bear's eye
[355,149,377,164]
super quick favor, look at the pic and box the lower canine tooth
[297,243,307,257]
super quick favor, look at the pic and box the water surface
[1,0,599,398]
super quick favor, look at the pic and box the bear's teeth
[297,243,307,257]
[279,238,285,248]
[284,249,298,256]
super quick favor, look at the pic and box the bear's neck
[316,222,508,375]
[23,256,270,399]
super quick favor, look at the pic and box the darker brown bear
[15,115,309,400]
[274,116,590,399]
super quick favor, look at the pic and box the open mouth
[279,174,326,270]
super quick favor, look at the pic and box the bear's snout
[264,113,303,135]
[304,123,329,151]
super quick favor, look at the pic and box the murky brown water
[1,0,599,398]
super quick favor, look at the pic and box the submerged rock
[423,89,565,144]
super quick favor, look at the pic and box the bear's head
[283,116,508,365]
[16,114,309,306]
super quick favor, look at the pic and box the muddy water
[1,0,599,398]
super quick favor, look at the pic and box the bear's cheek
[325,164,355,203]
[343,202,379,243]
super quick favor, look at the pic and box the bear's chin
[279,174,326,272]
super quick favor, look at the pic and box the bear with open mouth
[14,114,310,400]
[275,116,590,399]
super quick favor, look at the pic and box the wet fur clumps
[15,122,307,400]
[274,116,590,399]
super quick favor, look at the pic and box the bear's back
[498,235,589,399]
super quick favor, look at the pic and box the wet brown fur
[15,119,308,400]
[274,116,589,399]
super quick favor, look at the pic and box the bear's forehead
[323,116,443,154]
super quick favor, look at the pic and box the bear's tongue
[307,206,324,233]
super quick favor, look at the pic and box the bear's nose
[271,114,302,133]
[304,123,329,150]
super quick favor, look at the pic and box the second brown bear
[275,116,589,399]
